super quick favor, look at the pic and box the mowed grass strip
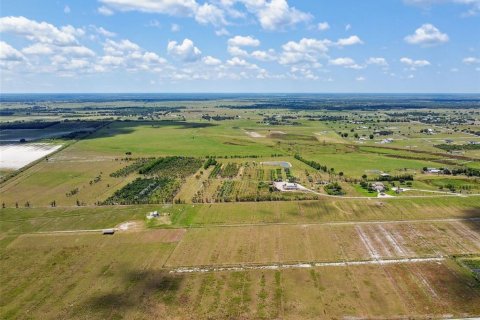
[1,196,478,235]
[187,196,480,225]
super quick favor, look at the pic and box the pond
[260,161,292,168]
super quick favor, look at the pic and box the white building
[283,182,298,190]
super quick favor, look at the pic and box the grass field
[1,211,479,319]
[1,103,480,319]
[70,121,278,157]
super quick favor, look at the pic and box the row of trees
[294,154,329,173]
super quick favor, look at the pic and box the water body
[0,143,62,170]
[261,161,292,168]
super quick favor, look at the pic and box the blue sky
[0,0,479,93]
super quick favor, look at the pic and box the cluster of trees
[201,154,283,159]
[304,115,347,121]
[439,184,473,193]
[377,174,414,182]
[0,121,60,130]
[324,182,345,195]
[66,188,79,197]
[284,168,295,182]
[220,163,239,178]
[434,143,480,152]
[203,157,217,169]
[103,178,175,205]
[209,163,223,178]
[449,167,480,177]
[216,180,235,200]
[138,156,202,178]
[294,154,329,172]
[201,114,235,121]
[423,166,480,177]
[110,159,151,177]
[375,130,393,136]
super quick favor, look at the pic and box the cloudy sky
[1,0,479,93]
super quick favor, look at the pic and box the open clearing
[1,217,480,319]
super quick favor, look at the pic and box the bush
[324,183,345,195]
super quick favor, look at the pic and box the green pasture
[70,120,280,157]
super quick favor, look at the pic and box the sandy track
[168,257,445,273]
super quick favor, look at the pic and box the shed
[102,229,115,235]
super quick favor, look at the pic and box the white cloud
[227,35,260,57]
[104,39,140,55]
[289,66,319,80]
[195,3,227,26]
[62,46,96,57]
[336,35,363,46]
[405,24,449,45]
[404,0,480,16]
[98,0,313,31]
[400,57,431,68]
[221,1,316,33]
[228,46,248,56]
[99,39,167,72]
[203,55,222,65]
[329,57,364,69]
[215,28,230,36]
[0,41,24,61]
[0,16,81,46]
[463,56,480,64]
[100,0,226,27]
[345,24,351,31]
[90,25,116,37]
[251,49,276,61]
[356,76,366,81]
[367,57,388,66]
[226,56,259,69]
[228,35,260,47]
[279,38,331,65]
[98,6,114,16]
[317,22,330,31]
[167,38,202,62]
[64,5,71,14]
[100,0,198,16]
[257,0,312,30]
[22,43,54,55]
[100,55,124,66]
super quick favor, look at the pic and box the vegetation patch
[103,178,178,204]
[110,158,152,178]
[435,144,480,152]
[219,163,240,178]
[139,156,202,178]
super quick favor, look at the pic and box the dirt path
[168,257,446,274]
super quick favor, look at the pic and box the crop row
[110,159,152,177]
[103,178,175,205]
[139,156,203,178]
